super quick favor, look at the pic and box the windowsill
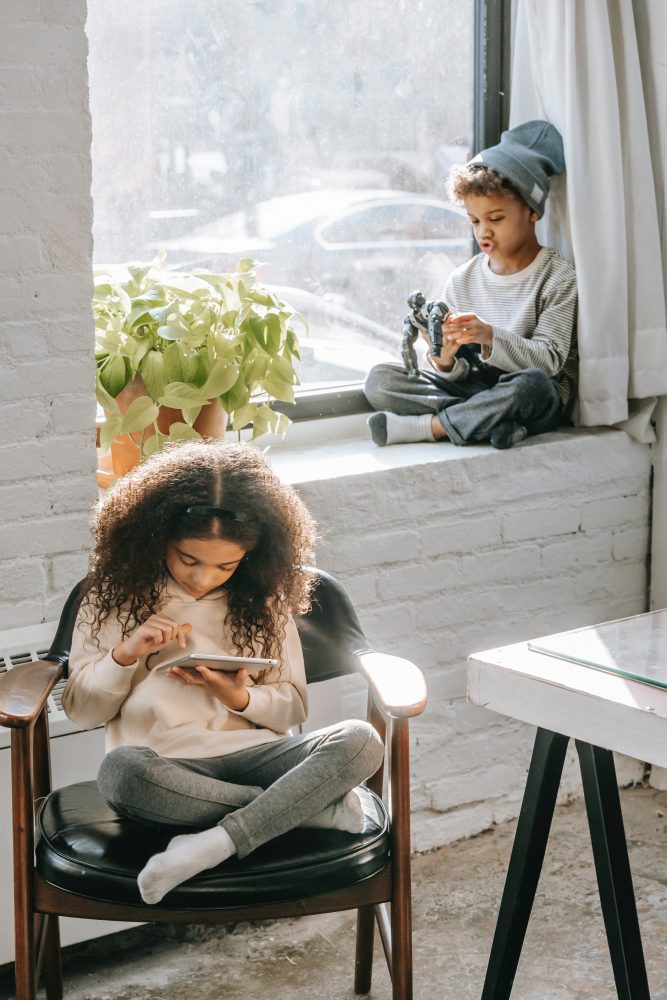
[258,416,619,486]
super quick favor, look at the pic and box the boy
[364,120,578,449]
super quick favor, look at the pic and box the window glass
[87,0,474,391]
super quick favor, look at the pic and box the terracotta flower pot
[97,376,228,488]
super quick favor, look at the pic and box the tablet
[151,652,278,675]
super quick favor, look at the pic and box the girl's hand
[444,312,493,348]
[112,616,192,667]
[167,664,251,712]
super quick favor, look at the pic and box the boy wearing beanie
[364,120,578,449]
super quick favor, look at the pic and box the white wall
[0,1,97,630]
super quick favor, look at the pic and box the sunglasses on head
[183,505,250,522]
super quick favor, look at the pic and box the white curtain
[510,0,667,440]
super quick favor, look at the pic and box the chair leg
[390,892,413,1000]
[481,728,569,1000]
[14,902,36,1000]
[354,904,376,994]
[576,742,650,1000]
[42,915,64,1000]
[390,718,413,1000]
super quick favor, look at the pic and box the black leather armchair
[2,568,427,1000]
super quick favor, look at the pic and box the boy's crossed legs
[364,363,562,449]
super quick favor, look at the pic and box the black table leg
[481,728,569,1000]
[576,741,650,1000]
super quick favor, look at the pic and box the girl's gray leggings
[97,720,384,859]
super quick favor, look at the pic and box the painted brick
[47,471,97,515]
[338,572,378,607]
[540,531,613,574]
[1,274,93,322]
[420,515,501,556]
[0,558,47,601]
[580,494,649,531]
[0,599,50,631]
[50,551,89,592]
[0,435,96,484]
[0,25,86,70]
[0,514,91,560]
[40,0,85,24]
[376,558,459,601]
[1,322,51,358]
[613,526,651,562]
[502,505,580,542]
[0,67,41,106]
[0,399,50,440]
[0,0,41,21]
[459,544,541,584]
[0,482,51,524]
[50,396,98,435]
[317,528,420,575]
[0,111,91,153]
[0,235,41,271]
[1,356,95,402]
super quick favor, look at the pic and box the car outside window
[86,0,475,401]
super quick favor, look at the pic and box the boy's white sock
[137,825,237,905]
[303,788,365,833]
[368,411,436,447]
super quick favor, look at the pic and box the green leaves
[98,354,130,397]
[201,359,239,398]
[94,253,303,471]
[120,396,159,434]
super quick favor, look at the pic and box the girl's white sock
[303,788,365,833]
[137,825,237,905]
[368,411,436,447]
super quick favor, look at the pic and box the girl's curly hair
[447,163,525,207]
[80,441,318,664]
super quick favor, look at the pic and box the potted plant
[94,253,303,483]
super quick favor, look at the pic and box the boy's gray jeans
[97,720,384,859]
[364,362,563,444]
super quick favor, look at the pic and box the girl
[62,441,384,905]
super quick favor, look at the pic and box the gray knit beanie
[469,120,565,217]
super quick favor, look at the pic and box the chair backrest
[45,568,371,684]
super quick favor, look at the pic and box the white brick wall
[290,429,652,850]
[0,3,97,629]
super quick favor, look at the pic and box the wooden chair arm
[355,651,427,719]
[0,659,64,728]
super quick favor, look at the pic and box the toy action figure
[400,290,492,382]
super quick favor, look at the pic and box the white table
[466,618,667,1000]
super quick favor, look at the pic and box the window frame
[274,0,512,423]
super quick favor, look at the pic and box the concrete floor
[3,785,667,1000]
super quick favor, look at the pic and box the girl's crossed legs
[98,720,384,903]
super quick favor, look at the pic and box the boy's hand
[444,312,493,348]
[419,323,458,371]
[167,664,251,712]
[112,615,192,666]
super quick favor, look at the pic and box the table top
[467,614,667,767]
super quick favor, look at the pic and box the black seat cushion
[36,782,389,909]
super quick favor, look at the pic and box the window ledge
[261,416,628,486]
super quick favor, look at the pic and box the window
[86,0,479,407]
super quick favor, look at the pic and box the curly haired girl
[63,441,383,905]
